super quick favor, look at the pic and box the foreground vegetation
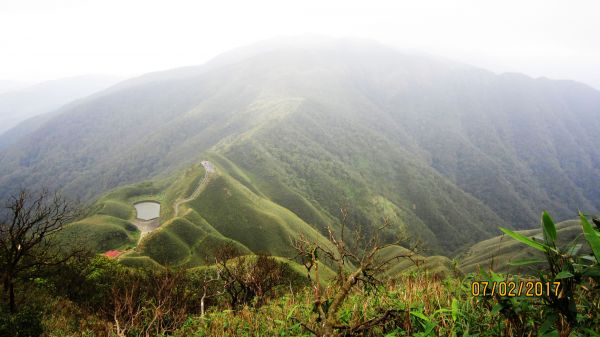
[1,189,599,336]
[4,261,599,336]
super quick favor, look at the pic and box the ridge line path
[174,160,215,217]
[131,160,214,247]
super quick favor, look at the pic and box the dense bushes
[0,305,43,337]
[497,212,600,336]
[40,253,300,336]
[5,252,600,336]
[2,210,599,336]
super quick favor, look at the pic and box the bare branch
[0,188,80,312]
[290,206,420,336]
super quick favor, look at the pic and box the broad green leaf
[508,258,545,266]
[451,298,459,321]
[580,212,600,262]
[499,227,548,252]
[541,211,557,246]
[410,311,430,322]
[423,321,437,334]
[433,308,451,315]
[489,270,504,282]
[554,271,574,279]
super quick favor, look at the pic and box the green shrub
[499,211,600,335]
[0,306,43,337]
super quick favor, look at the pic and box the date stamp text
[471,281,561,297]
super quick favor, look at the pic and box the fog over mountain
[1,38,598,253]
[0,80,31,95]
[0,75,122,136]
[3,0,600,332]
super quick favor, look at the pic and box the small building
[104,250,123,258]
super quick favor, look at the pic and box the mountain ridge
[1,38,599,254]
[0,74,123,147]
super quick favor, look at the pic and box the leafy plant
[499,211,600,336]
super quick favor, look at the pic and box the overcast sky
[1,0,599,89]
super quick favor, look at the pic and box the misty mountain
[0,75,123,136]
[1,38,599,253]
[0,80,31,95]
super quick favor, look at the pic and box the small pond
[134,201,160,220]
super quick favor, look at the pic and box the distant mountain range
[1,37,599,255]
[0,80,31,95]
[0,75,122,138]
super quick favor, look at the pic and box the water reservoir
[134,201,160,220]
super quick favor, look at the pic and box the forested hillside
[1,38,599,253]
[0,75,122,137]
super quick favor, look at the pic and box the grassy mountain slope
[58,215,139,252]
[184,170,333,257]
[378,245,454,277]
[61,160,336,268]
[215,98,505,253]
[459,220,588,273]
[3,38,600,253]
[59,164,208,255]
[0,75,122,138]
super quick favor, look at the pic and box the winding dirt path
[132,218,160,243]
[109,161,215,258]
[173,160,214,217]
[129,160,214,247]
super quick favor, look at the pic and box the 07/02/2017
[471,281,561,297]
